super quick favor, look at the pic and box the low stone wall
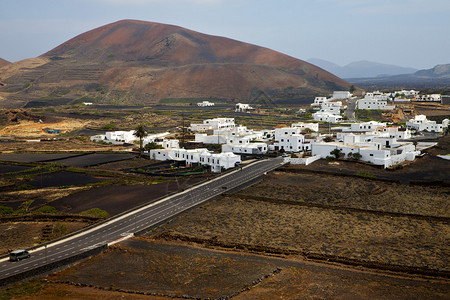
[283,155,321,165]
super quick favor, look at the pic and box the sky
[1,0,449,69]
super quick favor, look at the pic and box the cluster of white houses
[90,91,448,170]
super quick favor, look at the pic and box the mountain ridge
[307,58,417,79]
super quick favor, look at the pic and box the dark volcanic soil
[51,176,205,215]
[45,238,449,300]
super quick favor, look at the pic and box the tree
[330,148,344,160]
[323,136,333,143]
[350,85,355,93]
[133,124,148,153]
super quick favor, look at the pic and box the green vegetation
[323,136,333,143]
[330,148,344,160]
[34,205,58,214]
[102,122,116,130]
[355,170,377,179]
[107,53,115,58]
[80,208,110,218]
[0,279,45,300]
[58,185,76,189]
[15,184,36,191]
[133,124,148,152]
[347,152,362,160]
[144,142,164,151]
[0,205,14,215]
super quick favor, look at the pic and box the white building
[343,121,387,133]
[90,131,177,148]
[222,142,268,155]
[272,127,311,152]
[311,134,419,168]
[332,91,352,100]
[189,118,235,132]
[312,97,328,106]
[406,115,444,132]
[149,148,241,173]
[312,112,343,123]
[376,126,412,140]
[395,89,419,97]
[357,94,395,110]
[197,101,215,107]
[235,103,254,112]
[291,122,319,132]
[319,101,342,114]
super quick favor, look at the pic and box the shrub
[80,208,109,218]
[15,184,36,191]
[102,123,116,130]
[330,148,344,160]
[355,170,376,179]
[0,205,14,215]
[34,206,58,214]
[323,136,333,143]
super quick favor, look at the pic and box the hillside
[0,58,10,68]
[0,20,351,108]
[308,58,417,79]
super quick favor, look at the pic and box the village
[90,90,449,171]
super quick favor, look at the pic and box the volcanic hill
[0,20,351,108]
[0,58,10,68]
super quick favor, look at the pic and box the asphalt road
[0,157,286,282]
[344,97,358,122]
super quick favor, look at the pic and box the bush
[0,205,14,215]
[34,206,58,214]
[15,184,36,191]
[355,170,376,179]
[330,148,344,160]
[80,208,109,218]
[102,123,116,130]
[323,136,333,143]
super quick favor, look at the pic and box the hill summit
[0,20,351,108]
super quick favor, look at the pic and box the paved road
[0,157,285,282]
[344,98,358,122]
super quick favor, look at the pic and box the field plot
[0,153,84,163]
[0,164,31,174]
[147,171,449,273]
[27,171,104,189]
[38,238,449,300]
[55,153,135,167]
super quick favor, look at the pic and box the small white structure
[319,101,342,114]
[90,130,176,147]
[332,91,352,100]
[189,118,235,132]
[272,127,311,152]
[406,115,444,132]
[197,101,215,107]
[357,94,395,110]
[149,148,241,173]
[312,112,343,123]
[235,103,254,112]
[395,89,419,97]
[83,102,93,106]
[291,122,319,132]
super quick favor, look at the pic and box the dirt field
[145,171,449,273]
[6,238,445,300]
[0,221,89,255]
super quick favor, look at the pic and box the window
[370,154,373,156]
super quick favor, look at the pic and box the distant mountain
[0,58,10,68]
[347,64,450,89]
[0,20,351,108]
[307,58,417,79]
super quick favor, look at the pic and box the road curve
[0,157,285,283]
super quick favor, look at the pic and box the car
[9,250,30,262]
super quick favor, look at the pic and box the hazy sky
[1,0,449,69]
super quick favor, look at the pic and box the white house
[406,115,444,132]
[235,103,254,112]
[312,97,328,106]
[197,101,215,107]
[311,134,419,168]
[319,101,342,114]
[343,121,387,132]
[291,122,319,132]
[222,142,268,155]
[272,127,311,152]
[376,126,412,140]
[395,89,419,97]
[332,91,352,100]
[149,148,241,173]
[189,118,235,132]
[312,112,343,123]
[357,94,395,110]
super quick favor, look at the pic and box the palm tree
[133,124,147,153]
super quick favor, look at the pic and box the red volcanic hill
[0,20,351,108]
[0,58,10,68]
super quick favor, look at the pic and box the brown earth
[145,171,449,273]
[17,238,446,299]
[0,58,10,68]
[0,221,89,254]
[0,20,351,108]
